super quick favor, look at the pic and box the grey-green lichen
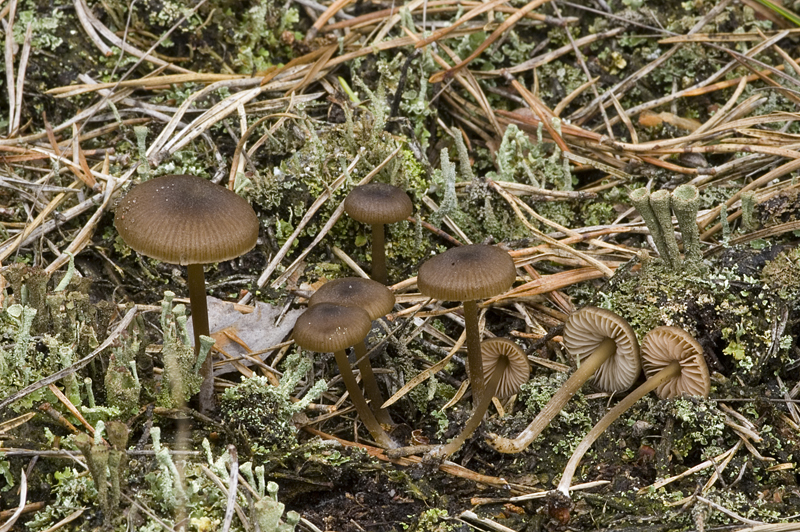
[220,351,326,450]
[157,291,210,407]
[596,258,789,380]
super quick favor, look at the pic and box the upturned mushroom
[549,326,709,521]
[417,245,516,405]
[308,277,395,425]
[115,174,259,412]
[344,183,413,285]
[433,338,529,459]
[486,307,640,454]
[293,303,398,449]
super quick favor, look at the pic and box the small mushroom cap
[294,303,371,353]
[115,174,259,266]
[417,245,516,302]
[563,307,641,393]
[308,277,395,320]
[481,338,530,399]
[344,183,413,225]
[641,326,710,399]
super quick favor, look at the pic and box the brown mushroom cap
[115,174,259,266]
[641,326,710,398]
[344,183,413,225]
[481,338,530,399]
[417,245,516,302]
[308,277,395,320]
[294,303,371,353]
[562,307,641,392]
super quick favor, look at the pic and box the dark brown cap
[481,338,530,399]
[641,326,709,398]
[417,244,516,302]
[563,307,641,392]
[308,277,395,320]
[344,183,413,225]
[294,303,371,353]
[115,174,259,266]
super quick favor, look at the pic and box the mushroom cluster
[487,306,640,454]
[293,302,398,449]
[114,174,712,470]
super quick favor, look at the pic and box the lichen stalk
[371,223,387,285]
[463,299,485,407]
[741,191,756,232]
[557,360,682,496]
[333,348,398,449]
[671,185,701,262]
[650,190,680,268]
[487,337,617,454]
[629,188,670,263]
[187,263,213,412]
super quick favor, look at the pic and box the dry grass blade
[0,306,138,412]
[73,0,193,73]
[47,383,98,437]
[484,268,608,305]
[0,412,36,435]
[4,0,18,137]
[381,330,466,409]
[73,0,112,56]
[639,441,741,494]
[0,470,27,532]
[304,426,524,491]
[428,0,551,83]
[306,0,353,40]
[414,0,510,48]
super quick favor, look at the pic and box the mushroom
[344,183,413,284]
[114,174,259,412]
[551,326,709,517]
[417,244,516,405]
[486,307,640,454]
[308,277,395,425]
[293,303,398,449]
[433,338,529,459]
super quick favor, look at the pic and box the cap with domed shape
[294,303,398,449]
[344,183,413,285]
[417,244,516,406]
[114,174,259,414]
[308,277,396,425]
[115,174,259,266]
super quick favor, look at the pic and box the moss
[220,352,326,451]
[653,397,725,459]
[761,246,800,303]
[406,508,455,532]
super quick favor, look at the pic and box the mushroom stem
[333,349,398,449]
[557,360,681,496]
[438,355,508,458]
[371,223,387,285]
[187,263,214,412]
[353,341,393,426]
[487,337,617,454]
[463,299,486,407]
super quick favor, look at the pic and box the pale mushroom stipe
[487,306,640,453]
